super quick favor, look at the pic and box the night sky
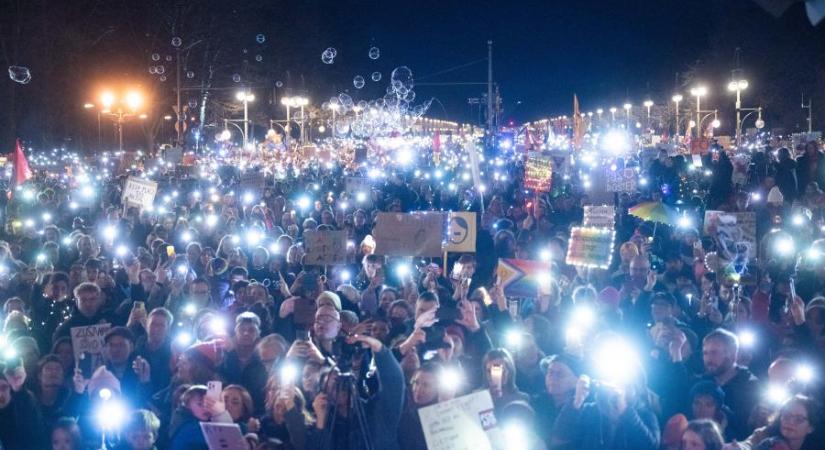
[2,0,824,148]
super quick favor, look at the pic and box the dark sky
[255,0,819,124]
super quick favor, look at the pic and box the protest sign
[496,258,551,298]
[565,227,616,269]
[303,230,348,265]
[373,212,446,257]
[418,390,500,450]
[239,170,266,191]
[445,212,476,253]
[122,177,158,210]
[344,177,372,196]
[583,205,615,228]
[71,323,111,368]
[604,168,637,192]
[524,152,553,192]
[703,211,757,262]
[200,423,248,450]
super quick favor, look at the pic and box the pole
[735,89,741,147]
[285,104,291,146]
[487,40,493,136]
[176,47,182,147]
[243,97,249,149]
[117,113,124,152]
[97,112,102,149]
[674,102,680,143]
[300,104,305,144]
[696,97,702,139]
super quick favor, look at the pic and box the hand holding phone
[207,380,222,400]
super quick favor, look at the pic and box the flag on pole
[13,139,32,186]
[572,94,584,150]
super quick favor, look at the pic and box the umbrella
[628,201,682,227]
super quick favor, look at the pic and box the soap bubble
[338,93,354,110]
[8,66,31,84]
[186,71,195,79]
[255,54,263,62]
[391,66,413,91]
[321,47,336,64]
[353,75,365,89]
[368,47,380,60]
[171,37,182,47]
[275,81,283,88]
[255,34,266,44]
[188,99,198,108]
[151,53,160,61]
[165,55,172,62]
[371,71,382,82]
[149,66,157,74]
[159,75,167,82]
[232,73,241,83]
[156,65,165,75]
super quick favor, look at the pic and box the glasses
[781,413,809,425]
[316,314,340,324]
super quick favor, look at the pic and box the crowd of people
[0,135,824,450]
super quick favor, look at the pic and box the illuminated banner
[524,152,553,192]
[565,227,616,269]
[496,258,551,298]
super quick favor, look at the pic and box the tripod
[323,372,374,450]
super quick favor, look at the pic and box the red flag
[13,139,32,186]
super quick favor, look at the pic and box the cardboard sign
[373,212,445,257]
[303,230,348,265]
[496,258,552,298]
[583,205,615,228]
[239,170,266,191]
[524,152,553,192]
[604,168,637,193]
[344,177,372,196]
[445,212,476,253]
[703,211,757,262]
[200,423,248,450]
[71,323,111,362]
[565,227,616,269]
[122,177,158,210]
[418,390,500,450]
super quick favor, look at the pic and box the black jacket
[0,388,47,450]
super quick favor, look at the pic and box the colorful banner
[524,152,553,192]
[496,258,552,298]
[565,227,616,269]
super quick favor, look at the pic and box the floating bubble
[275,81,283,88]
[321,48,336,64]
[338,93,354,110]
[156,65,165,75]
[255,34,266,44]
[391,66,414,91]
[242,48,248,54]
[151,53,160,61]
[188,99,198,108]
[165,55,173,62]
[232,73,241,83]
[368,47,380,60]
[353,75,365,89]
[186,71,195,79]
[8,66,31,84]
[171,37,182,47]
[255,54,263,62]
[149,66,157,75]
[371,71,382,82]
[160,75,167,82]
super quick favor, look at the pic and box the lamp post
[623,103,632,130]
[727,79,748,146]
[672,94,683,142]
[690,86,708,139]
[236,91,255,149]
[329,102,340,137]
[92,89,145,152]
[293,96,309,144]
[609,107,617,123]
[596,108,603,124]
[643,100,653,131]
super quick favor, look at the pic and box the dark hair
[685,419,724,450]
[762,395,821,447]
[482,348,518,393]
[51,417,82,449]
[418,291,439,305]
[104,326,136,344]
[124,409,161,435]
[703,328,738,353]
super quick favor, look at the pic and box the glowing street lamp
[690,86,708,139]
[623,103,632,129]
[672,94,683,142]
[728,78,749,146]
[236,90,255,149]
[328,102,341,136]
[90,89,146,152]
[609,106,617,122]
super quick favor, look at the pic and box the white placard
[418,390,500,450]
[122,177,158,210]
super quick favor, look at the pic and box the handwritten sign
[604,168,637,193]
[373,212,445,257]
[418,390,500,450]
[239,170,266,191]
[703,211,757,262]
[445,212,476,253]
[303,230,348,265]
[344,177,372,196]
[583,205,615,228]
[200,423,248,450]
[524,152,553,192]
[565,227,616,269]
[71,323,111,362]
[122,177,158,210]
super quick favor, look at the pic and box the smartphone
[133,301,145,311]
[296,329,311,341]
[78,352,94,379]
[451,262,464,281]
[166,246,176,258]
[207,380,222,399]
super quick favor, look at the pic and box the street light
[596,108,603,123]
[623,103,632,129]
[609,107,617,123]
[293,96,309,144]
[727,79,749,146]
[236,90,255,149]
[672,94,683,142]
[90,89,145,152]
[690,86,708,139]
[328,102,341,137]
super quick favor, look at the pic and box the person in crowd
[168,385,234,450]
[50,417,83,450]
[681,419,725,450]
[734,395,820,450]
